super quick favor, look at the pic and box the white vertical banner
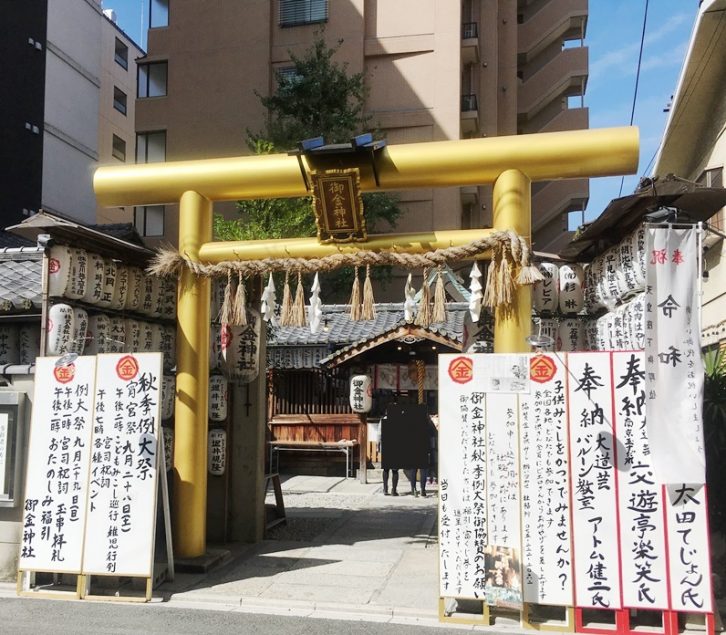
[567,352,622,610]
[644,226,705,483]
[664,484,713,613]
[520,354,573,605]
[82,353,162,577]
[438,354,488,599]
[613,351,669,609]
[485,392,520,549]
[19,357,96,573]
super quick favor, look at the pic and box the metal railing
[462,22,478,39]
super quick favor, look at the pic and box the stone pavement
[155,473,464,629]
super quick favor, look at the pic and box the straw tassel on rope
[432,267,446,324]
[415,268,432,328]
[280,271,293,326]
[219,270,234,325]
[362,264,375,320]
[232,271,247,326]
[349,266,361,321]
[292,271,306,327]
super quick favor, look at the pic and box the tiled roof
[0,230,34,248]
[268,302,468,348]
[0,248,44,313]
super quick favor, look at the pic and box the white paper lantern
[108,317,126,353]
[612,304,629,350]
[66,248,88,300]
[211,278,226,323]
[584,319,599,351]
[161,278,176,318]
[629,225,647,288]
[97,258,117,308]
[19,325,41,365]
[140,275,162,317]
[601,247,628,307]
[557,318,586,352]
[125,266,144,312]
[72,308,88,354]
[210,324,222,370]
[160,325,176,371]
[151,277,165,318]
[532,262,559,313]
[349,375,372,413]
[222,309,261,383]
[85,314,111,355]
[124,318,142,352]
[208,428,227,476]
[0,325,19,364]
[139,321,155,352]
[162,426,174,471]
[111,264,130,310]
[83,252,105,304]
[624,293,646,350]
[47,246,72,298]
[161,375,176,420]
[46,303,75,355]
[209,375,228,421]
[558,263,584,314]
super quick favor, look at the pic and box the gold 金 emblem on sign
[310,168,367,243]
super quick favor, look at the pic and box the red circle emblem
[48,258,61,274]
[116,355,139,381]
[220,325,232,350]
[448,356,473,384]
[530,355,556,383]
[53,363,75,384]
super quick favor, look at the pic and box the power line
[618,0,650,197]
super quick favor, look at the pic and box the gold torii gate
[94,126,639,558]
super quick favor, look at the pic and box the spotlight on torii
[94,126,639,558]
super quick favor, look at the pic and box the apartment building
[133,0,589,254]
[0,0,142,229]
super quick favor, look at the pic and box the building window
[150,0,169,28]
[279,0,328,27]
[136,131,166,163]
[113,86,127,115]
[114,38,128,70]
[112,134,126,161]
[135,205,165,237]
[138,62,168,98]
[276,66,301,87]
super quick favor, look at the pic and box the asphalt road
[0,597,482,634]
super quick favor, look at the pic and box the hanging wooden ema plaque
[311,168,367,243]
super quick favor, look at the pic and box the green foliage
[703,347,726,534]
[254,37,369,148]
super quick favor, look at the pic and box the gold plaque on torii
[311,168,367,243]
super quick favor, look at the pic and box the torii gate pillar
[493,169,531,353]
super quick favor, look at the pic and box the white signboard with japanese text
[438,354,489,598]
[82,353,162,577]
[665,484,713,613]
[645,226,705,484]
[567,352,622,610]
[613,351,669,609]
[520,354,573,606]
[438,351,711,614]
[19,356,96,573]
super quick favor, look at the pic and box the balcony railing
[462,22,478,39]
[461,94,478,112]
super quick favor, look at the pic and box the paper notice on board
[481,354,529,393]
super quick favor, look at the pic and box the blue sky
[103,0,697,225]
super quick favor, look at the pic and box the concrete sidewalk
[157,474,454,628]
